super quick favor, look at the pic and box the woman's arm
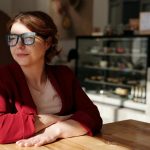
[70,77,103,135]
[49,66,103,135]
[0,111,35,144]
[16,119,88,147]
[56,119,88,138]
[0,110,71,144]
[34,114,72,133]
[50,66,103,135]
[0,92,70,144]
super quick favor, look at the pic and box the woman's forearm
[35,114,72,133]
[16,119,88,147]
[55,119,88,138]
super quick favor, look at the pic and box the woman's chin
[15,60,31,67]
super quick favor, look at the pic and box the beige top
[28,78,62,114]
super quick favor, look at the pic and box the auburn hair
[7,11,60,63]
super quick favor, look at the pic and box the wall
[0,0,51,17]
[50,0,93,39]
[0,0,109,29]
[49,0,94,63]
[0,10,13,64]
[11,0,37,16]
[0,0,12,16]
[93,0,109,32]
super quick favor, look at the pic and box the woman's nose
[16,37,25,48]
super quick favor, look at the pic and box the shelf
[85,78,131,88]
[83,65,146,74]
[86,52,147,57]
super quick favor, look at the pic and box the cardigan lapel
[10,63,37,114]
[46,65,65,114]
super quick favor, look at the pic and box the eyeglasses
[6,32,37,47]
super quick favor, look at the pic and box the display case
[76,35,150,104]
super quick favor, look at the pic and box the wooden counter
[0,119,150,150]
[100,119,150,150]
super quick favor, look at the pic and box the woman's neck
[21,62,47,88]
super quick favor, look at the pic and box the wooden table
[100,119,150,150]
[0,119,150,150]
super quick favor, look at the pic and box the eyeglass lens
[7,32,36,47]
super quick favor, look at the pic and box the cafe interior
[1,0,150,149]
[0,0,150,123]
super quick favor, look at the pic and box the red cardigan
[0,63,102,143]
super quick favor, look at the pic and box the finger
[16,140,27,147]
[16,140,26,145]
[34,140,46,147]
[34,136,56,147]
[16,138,37,147]
[24,137,41,147]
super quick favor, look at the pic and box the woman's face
[9,22,50,67]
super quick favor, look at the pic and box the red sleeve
[68,71,103,135]
[0,95,35,144]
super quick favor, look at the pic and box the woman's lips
[16,53,29,57]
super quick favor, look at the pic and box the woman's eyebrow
[9,32,17,34]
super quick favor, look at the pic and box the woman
[0,11,102,147]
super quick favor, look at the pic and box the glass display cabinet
[76,35,150,104]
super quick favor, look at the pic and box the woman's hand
[16,123,61,147]
[16,119,87,147]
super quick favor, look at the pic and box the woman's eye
[8,37,17,43]
[9,35,17,40]
[24,37,34,44]
[9,37,16,41]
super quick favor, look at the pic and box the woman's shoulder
[46,64,75,78]
[0,64,11,74]
[47,64,73,73]
[0,63,20,79]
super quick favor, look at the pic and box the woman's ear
[45,37,52,49]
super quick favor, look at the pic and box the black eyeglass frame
[6,32,37,47]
